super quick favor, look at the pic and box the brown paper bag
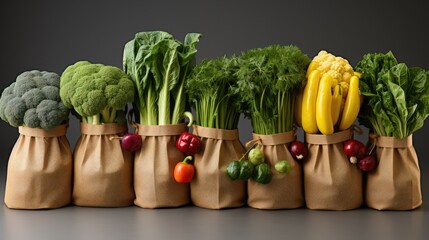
[73,123,134,207]
[304,129,363,210]
[134,124,189,208]
[190,125,246,209]
[248,131,304,209]
[365,135,422,210]
[4,125,72,209]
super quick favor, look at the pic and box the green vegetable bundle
[356,52,429,138]
[60,61,135,124]
[186,56,240,129]
[0,70,69,130]
[123,31,202,125]
[235,45,310,135]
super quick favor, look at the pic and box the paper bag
[365,135,422,210]
[248,130,304,209]
[134,124,190,208]
[190,125,246,209]
[4,125,72,209]
[304,129,363,210]
[73,123,134,207]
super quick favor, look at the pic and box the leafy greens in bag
[123,31,202,125]
[186,56,241,130]
[235,45,310,134]
[356,52,429,138]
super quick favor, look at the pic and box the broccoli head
[60,61,134,124]
[0,70,69,130]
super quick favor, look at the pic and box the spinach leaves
[356,52,429,138]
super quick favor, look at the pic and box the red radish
[290,141,308,160]
[120,133,142,152]
[358,155,376,172]
[343,139,361,164]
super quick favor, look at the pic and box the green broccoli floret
[4,97,27,127]
[60,61,134,124]
[37,99,69,129]
[0,70,69,130]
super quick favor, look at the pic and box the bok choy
[123,31,202,125]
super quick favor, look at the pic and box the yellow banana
[316,74,334,135]
[294,89,304,127]
[302,70,321,134]
[306,61,319,78]
[331,84,342,126]
[339,76,360,130]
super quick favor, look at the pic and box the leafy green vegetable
[234,45,310,135]
[123,31,201,125]
[186,56,240,129]
[356,52,429,138]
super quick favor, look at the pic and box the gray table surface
[0,170,428,240]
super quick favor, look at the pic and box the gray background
[0,0,428,239]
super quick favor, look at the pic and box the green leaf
[389,63,409,92]
[387,80,408,134]
[356,51,428,137]
[171,33,202,124]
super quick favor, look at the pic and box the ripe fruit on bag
[290,141,308,160]
[238,160,254,180]
[252,163,272,184]
[111,133,142,152]
[339,76,361,130]
[174,156,195,183]
[226,160,255,181]
[275,160,292,174]
[176,132,201,155]
[358,155,376,172]
[226,160,241,180]
[343,139,366,164]
[248,147,265,165]
[316,74,334,135]
[301,70,321,134]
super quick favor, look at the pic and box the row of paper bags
[4,123,422,210]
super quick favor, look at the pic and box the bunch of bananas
[295,51,361,135]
